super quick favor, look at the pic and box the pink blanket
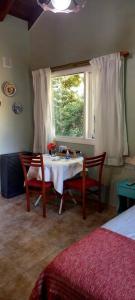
[30,228,135,300]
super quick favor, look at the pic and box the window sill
[55,136,95,145]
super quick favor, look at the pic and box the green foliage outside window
[52,73,84,137]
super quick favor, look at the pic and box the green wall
[0,15,33,154]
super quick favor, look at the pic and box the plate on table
[50,156,61,161]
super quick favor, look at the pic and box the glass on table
[50,149,57,157]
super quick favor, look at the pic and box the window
[51,67,95,144]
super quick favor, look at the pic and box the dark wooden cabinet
[1,153,25,198]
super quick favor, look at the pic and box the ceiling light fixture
[37,0,86,14]
[52,0,71,11]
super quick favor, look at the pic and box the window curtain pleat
[90,53,128,166]
[32,68,53,153]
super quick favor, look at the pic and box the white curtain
[90,53,128,166]
[32,68,53,153]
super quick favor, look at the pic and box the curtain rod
[51,51,129,73]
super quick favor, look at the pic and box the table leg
[58,190,77,215]
[118,195,127,214]
[34,195,42,207]
[59,196,64,215]
[68,190,77,205]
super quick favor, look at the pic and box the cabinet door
[1,153,25,198]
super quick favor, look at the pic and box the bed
[29,206,135,300]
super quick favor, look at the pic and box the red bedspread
[30,228,135,300]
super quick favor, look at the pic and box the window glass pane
[52,73,84,137]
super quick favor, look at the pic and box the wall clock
[2,81,16,97]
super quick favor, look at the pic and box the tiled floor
[0,193,116,300]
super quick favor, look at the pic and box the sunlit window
[51,67,95,141]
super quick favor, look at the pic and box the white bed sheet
[102,205,135,240]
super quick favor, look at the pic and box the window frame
[51,66,95,145]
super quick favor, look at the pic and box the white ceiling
[30,0,135,69]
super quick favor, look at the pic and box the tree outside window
[52,73,84,137]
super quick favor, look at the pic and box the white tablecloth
[27,154,83,194]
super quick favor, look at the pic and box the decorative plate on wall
[12,102,23,114]
[2,81,16,97]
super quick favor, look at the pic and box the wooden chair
[64,152,106,219]
[20,153,53,217]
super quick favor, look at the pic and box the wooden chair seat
[64,177,99,190]
[27,179,52,189]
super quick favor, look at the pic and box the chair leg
[26,186,30,212]
[42,192,46,218]
[82,191,86,220]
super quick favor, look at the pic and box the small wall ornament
[12,102,23,114]
[2,81,16,97]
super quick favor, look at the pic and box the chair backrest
[20,153,44,182]
[83,152,106,185]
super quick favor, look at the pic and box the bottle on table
[66,149,70,159]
